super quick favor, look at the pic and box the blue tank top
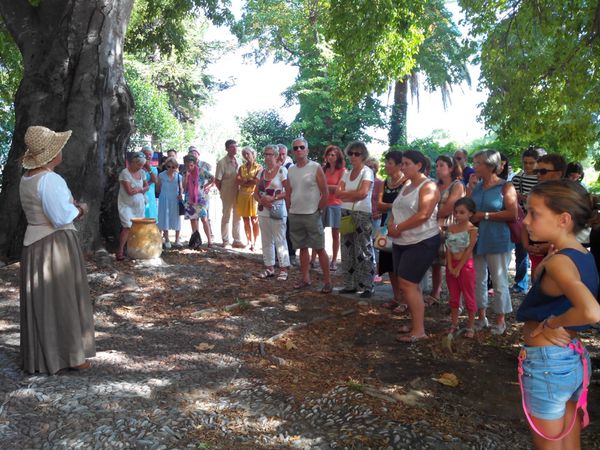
[516,248,599,331]
[470,180,511,254]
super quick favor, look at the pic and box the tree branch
[0,0,36,49]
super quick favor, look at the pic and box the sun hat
[22,126,72,169]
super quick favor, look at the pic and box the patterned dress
[378,178,404,275]
[184,167,214,220]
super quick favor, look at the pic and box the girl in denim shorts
[516,179,600,448]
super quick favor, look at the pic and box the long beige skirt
[20,229,96,374]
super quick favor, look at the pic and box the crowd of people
[17,125,600,448]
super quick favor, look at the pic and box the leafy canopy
[459,0,600,157]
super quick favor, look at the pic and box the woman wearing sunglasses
[157,156,184,248]
[336,141,375,298]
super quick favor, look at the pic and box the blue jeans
[513,242,529,291]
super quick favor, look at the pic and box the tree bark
[388,77,408,147]
[0,0,134,262]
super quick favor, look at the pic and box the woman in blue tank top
[516,179,600,448]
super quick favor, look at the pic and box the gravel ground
[0,248,598,449]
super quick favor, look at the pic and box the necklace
[388,174,403,187]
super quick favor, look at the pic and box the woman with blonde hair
[117,151,149,260]
[236,146,262,251]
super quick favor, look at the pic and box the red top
[325,167,344,206]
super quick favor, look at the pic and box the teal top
[446,230,470,253]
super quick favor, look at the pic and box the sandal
[424,295,440,307]
[294,281,312,290]
[396,333,429,343]
[329,262,337,272]
[70,360,91,370]
[391,303,409,315]
[464,327,475,339]
[115,252,125,261]
[381,300,400,310]
[320,283,333,294]
[277,271,288,281]
[310,261,319,269]
[257,269,275,279]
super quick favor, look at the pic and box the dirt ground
[1,245,600,448]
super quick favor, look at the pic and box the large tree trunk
[0,0,134,262]
[388,77,408,147]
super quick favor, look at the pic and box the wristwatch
[484,212,490,220]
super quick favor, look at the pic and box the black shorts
[392,234,441,283]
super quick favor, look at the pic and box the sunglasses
[348,151,362,157]
[533,168,560,175]
[293,145,306,151]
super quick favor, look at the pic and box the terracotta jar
[127,218,162,259]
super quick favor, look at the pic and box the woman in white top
[388,150,441,343]
[335,141,375,298]
[19,126,95,374]
[116,152,149,260]
[253,144,290,280]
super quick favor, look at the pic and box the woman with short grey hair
[117,152,149,260]
[468,149,518,335]
[336,141,375,298]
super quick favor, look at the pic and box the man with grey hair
[286,138,332,292]
[278,144,294,169]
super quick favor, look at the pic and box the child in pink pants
[445,198,478,337]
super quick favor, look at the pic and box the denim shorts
[521,342,591,420]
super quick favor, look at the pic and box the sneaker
[474,317,489,331]
[491,322,507,335]
[358,289,373,298]
[172,240,183,249]
[163,241,171,250]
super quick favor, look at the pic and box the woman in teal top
[142,147,158,219]
[468,149,518,336]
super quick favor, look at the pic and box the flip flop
[293,281,312,289]
[392,303,409,315]
[320,283,333,294]
[396,333,428,343]
[381,300,400,309]
[276,271,288,281]
[424,295,440,307]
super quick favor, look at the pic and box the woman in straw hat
[19,125,96,374]
[116,151,149,260]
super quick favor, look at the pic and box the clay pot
[127,218,162,259]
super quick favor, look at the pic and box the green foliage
[125,61,187,149]
[459,0,600,158]
[324,0,426,97]
[391,137,458,172]
[0,25,22,167]
[235,0,386,159]
[126,0,233,56]
[238,109,295,152]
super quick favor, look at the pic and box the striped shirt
[511,171,538,195]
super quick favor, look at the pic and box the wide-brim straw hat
[22,126,72,169]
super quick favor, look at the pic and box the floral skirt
[184,197,208,220]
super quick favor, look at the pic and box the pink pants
[446,258,477,313]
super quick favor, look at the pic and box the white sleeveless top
[288,160,321,214]
[391,178,439,245]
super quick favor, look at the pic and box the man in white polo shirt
[286,138,332,293]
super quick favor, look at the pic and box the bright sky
[199,1,488,157]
